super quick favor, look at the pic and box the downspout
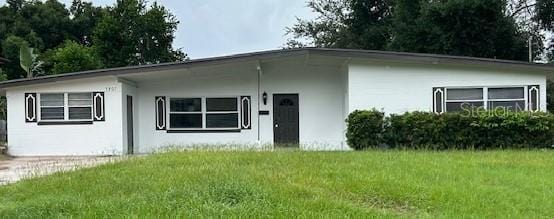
[256,62,262,143]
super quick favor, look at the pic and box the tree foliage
[286,0,393,50]
[287,0,549,61]
[93,0,185,68]
[49,41,102,74]
[0,0,185,80]
[390,0,528,61]
[19,43,44,78]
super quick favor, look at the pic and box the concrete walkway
[0,156,122,185]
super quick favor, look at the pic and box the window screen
[68,93,92,120]
[40,93,64,120]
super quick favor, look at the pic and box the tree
[48,40,102,74]
[0,68,8,81]
[345,0,393,50]
[1,35,28,79]
[390,0,529,61]
[19,0,75,50]
[0,0,186,76]
[537,0,554,30]
[93,0,185,68]
[19,43,44,78]
[287,0,531,61]
[285,0,394,50]
[69,0,106,46]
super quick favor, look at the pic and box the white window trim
[167,96,241,131]
[444,86,529,112]
[38,92,94,122]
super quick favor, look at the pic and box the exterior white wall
[348,61,548,114]
[134,60,348,152]
[135,64,261,153]
[259,60,348,150]
[6,77,124,156]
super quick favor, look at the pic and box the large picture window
[39,93,93,121]
[168,97,240,130]
[443,86,532,112]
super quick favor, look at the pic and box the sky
[0,0,315,59]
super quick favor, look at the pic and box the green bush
[346,110,554,150]
[346,109,385,150]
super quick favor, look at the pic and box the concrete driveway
[0,156,122,185]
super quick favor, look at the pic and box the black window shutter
[25,93,37,122]
[241,96,251,129]
[433,88,445,114]
[528,85,540,112]
[93,92,106,121]
[155,96,166,130]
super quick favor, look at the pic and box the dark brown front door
[126,95,134,154]
[273,94,299,145]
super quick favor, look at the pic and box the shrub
[346,109,385,150]
[346,110,554,150]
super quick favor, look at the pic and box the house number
[105,86,118,92]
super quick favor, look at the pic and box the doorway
[126,95,134,154]
[273,94,299,146]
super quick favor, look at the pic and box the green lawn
[0,150,553,218]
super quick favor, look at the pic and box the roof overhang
[0,48,552,90]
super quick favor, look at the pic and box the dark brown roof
[0,48,552,89]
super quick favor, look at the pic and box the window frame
[167,96,241,131]
[38,92,94,122]
[444,86,529,112]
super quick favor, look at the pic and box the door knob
[275,124,279,128]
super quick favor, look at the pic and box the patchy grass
[0,150,553,217]
[0,155,8,161]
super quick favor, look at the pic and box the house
[0,48,552,156]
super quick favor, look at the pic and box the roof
[0,48,552,89]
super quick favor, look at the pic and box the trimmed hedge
[346,109,385,150]
[346,110,554,150]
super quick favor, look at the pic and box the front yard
[0,150,552,217]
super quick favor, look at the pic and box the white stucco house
[0,48,552,156]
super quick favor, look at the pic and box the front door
[126,95,134,154]
[273,94,299,145]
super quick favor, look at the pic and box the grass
[0,154,8,161]
[0,150,553,217]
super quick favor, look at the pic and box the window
[441,86,535,113]
[168,97,240,130]
[487,87,525,111]
[445,88,484,112]
[169,98,202,129]
[68,93,93,120]
[39,93,93,121]
[40,93,64,120]
[206,98,239,128]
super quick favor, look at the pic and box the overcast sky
[0,0,315,59]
